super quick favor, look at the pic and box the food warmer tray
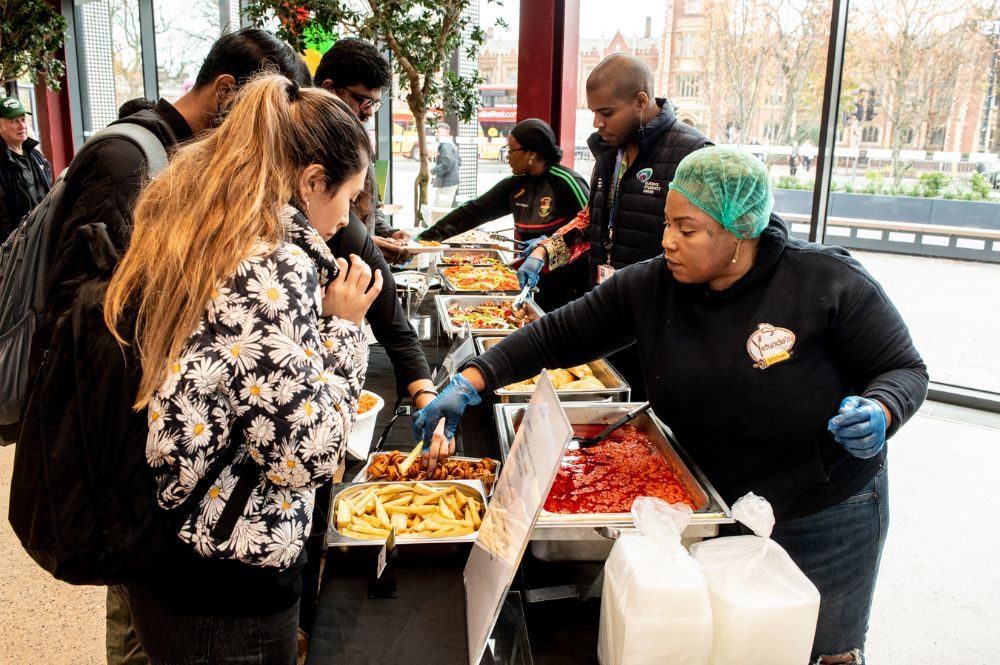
[437,268,521,295]
[474,337,630,403]
[435,248,507,267]
[435,294,545,337]
[493,402,733,560]
[352,452,501,496]
[325,479,488,547]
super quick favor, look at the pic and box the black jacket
[419,164,589,243]
[580,100,710,282]
[43,100,193,319]
[328,212,431,394]
[471,215,928,520]
[0,137,53,239]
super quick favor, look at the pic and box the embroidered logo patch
[539,196,552,217]
[636,167,653,182]
[746,323,796,369]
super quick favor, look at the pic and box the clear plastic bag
[688,493,820,665]
[597,497,713,665]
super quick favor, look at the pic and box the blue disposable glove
[827,396,887,459]
[412,373,482,451]
[517,256,544,289]
[518,235,548,258]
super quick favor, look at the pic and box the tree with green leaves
[0,0,68,96]
[246,0,501,222]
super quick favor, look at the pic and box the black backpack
[6,125,254,585]
[0,124,167,435]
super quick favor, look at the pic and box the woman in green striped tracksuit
[419,118,590,311]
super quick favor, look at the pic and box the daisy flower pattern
[148,206,367,569]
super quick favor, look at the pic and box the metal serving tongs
[573,402,652,449]
[488,232,528,249]
[512,282,534,311]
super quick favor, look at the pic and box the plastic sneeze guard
[464,372,572,665]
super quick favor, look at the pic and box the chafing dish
[474,337,630,403]
[352,451,501,496]
[437,265,521,294]
[436,248,507,267]
[325,479,488,547]
[494,402,733,561]
[435,294,544,337]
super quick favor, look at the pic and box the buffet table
[305,262,732,664]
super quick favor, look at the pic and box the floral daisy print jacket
[146,206,368,569]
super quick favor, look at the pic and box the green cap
[668,146,773,240]
[0,97,30,120]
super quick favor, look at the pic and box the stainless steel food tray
[493,402,732,554]
[435,294,544,337]
[437,265,521,294]
[325,479,488,547]
[352,451,501,496]
[475,337,631,403]
[436,248,506,267]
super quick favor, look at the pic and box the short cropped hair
[194,28,311,89]
[314,37,391,90]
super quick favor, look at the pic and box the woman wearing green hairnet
[416,146,928,663]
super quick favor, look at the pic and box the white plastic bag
[597,497,713,665]
[688,493,820,665]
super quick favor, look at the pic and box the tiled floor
[2,401,997,664]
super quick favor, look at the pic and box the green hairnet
[668,147,774,239]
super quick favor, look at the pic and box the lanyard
[605,148,629,263]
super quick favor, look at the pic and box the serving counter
[305,293,732,664]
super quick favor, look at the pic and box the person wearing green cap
[417,146,928,664]
[0,96,53,239]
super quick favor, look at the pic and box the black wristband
[412,389,439,403]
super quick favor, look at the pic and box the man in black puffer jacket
[523,53,712,287]
[520,53,711,399]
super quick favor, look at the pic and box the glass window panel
[831,0,1000,393]
[76,0,144,132]
[390,2,520,232]
[154,1,234,102]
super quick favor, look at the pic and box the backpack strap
[90,123,169,178]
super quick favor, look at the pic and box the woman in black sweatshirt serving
[414,147,928,665]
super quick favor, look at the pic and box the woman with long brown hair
[104,73,382,664]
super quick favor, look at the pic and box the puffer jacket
[147,207,368,568]
[582,101,711,282]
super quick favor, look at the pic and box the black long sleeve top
[470,215,928,520]
[419,164,589,243]
[327,212,431,394]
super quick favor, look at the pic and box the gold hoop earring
[731,239,742,264]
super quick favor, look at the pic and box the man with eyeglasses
[315,37,411,263]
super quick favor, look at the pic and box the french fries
[334,482,485,541]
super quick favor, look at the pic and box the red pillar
[517,0,581,168]
[35,0,75,173]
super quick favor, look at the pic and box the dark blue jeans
[122,583,299,665]
[773,467,889,663]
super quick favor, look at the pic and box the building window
[861,125,880,143]
[675,74,701,99]
[898,127,915,146]
[928,126,946,148]
[675,33,696,58]
[686,0,703,13]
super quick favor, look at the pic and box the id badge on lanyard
[602,148,627,283]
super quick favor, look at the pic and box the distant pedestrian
[800,140,816,172]
[789,152,799,177]
[432,124,460,207]
[0,96,52,239]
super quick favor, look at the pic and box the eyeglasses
[342,88,383,113]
